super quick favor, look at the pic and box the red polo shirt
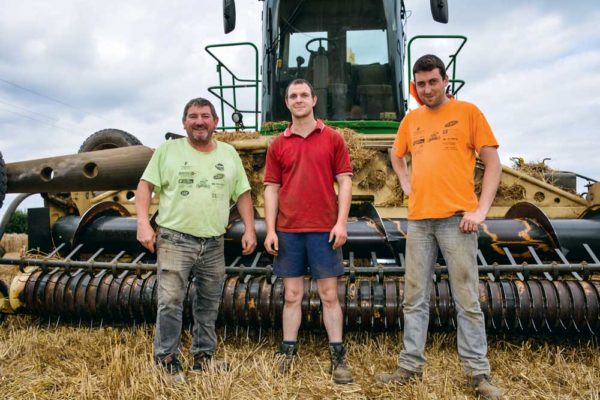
[264,120,353,232]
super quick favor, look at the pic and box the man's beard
[188,126,213,145]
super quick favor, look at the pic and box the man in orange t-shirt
[377,55,503,400]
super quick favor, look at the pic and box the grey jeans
[399,216,491,376]
[154,227,225,362]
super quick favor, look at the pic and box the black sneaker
[471,374,502,400]
[158,354,187,384]
[191,352,229,372]
[376,366,422,384]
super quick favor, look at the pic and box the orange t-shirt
[394,99,499,220]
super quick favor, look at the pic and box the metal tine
[399,253,405,267]
[572,319,580,333]
[109,251,126,264]
[554,248,582,281]
[527,246,553,281]
[583,243,600,264]
[224,325,227,341]
[558,317,567,331]
[516,315,523,331]
[45,243,67,259]
[132,252,146,264]
[64,243,84,261]
[530,318,538,333]
[70,268,84,277]
[370,252,378,268]
[250,252,262,268]
[87,248,105,263]
[229,256,242,268]
[502,304,510,330]
[502,247,525,281]
[477,249,495,282]
[586,320,595,335]
[544,318,552,333]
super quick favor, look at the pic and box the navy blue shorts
[273,232,344,279]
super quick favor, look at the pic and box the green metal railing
[205,42,261,131]
[407,35,468,104]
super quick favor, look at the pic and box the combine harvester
[0,0,599,335]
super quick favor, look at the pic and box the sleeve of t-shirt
[333,131,353,176]
[471,105,499,153]
[393,118,410,158]
[140,144,164,192]
[263,138,282,184]
[230,147,252,202]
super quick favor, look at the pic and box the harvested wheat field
[1,232,599,400]
[0,286,598,398]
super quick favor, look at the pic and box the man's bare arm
[236,190,257,255]
[263,184,280,255]
[460,146,501,233]
[330,174,352,249]
[135,180,156,253]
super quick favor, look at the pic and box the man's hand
[329,222,348,250]
[459,210,486,233]
[137,221,156,253]
[241,229,257,255]
[264,231,279,256]
[399,175,412,197]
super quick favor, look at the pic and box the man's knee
[158,279,187,307]
[318,286,339,307]
[284,286,303,305]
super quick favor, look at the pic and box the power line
[0,77,77,109]
[0,77,110,123]
[0,105,78,134]
[0,98,58,122]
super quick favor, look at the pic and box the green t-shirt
[141,138,251,237]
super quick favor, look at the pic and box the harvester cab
[212,0,462,134]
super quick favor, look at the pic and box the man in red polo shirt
[263,79,353,384]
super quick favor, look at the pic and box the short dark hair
[285,79,315,98]
[182,97,218,120]
[413,54,447,79]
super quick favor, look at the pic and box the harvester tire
[0,151,6,210]
[0,279,8,325]
[78,129,142,153]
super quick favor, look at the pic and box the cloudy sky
[0,0,599,217]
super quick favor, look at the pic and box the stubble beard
[188,128,213,146]
[291,106,312,119]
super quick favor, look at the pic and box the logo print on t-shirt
[428,132,440,142]
[213,173,225,180]
[180,190,190,196]
[445,120,459,127]
[215,163,224,171]
[197,179,210,189]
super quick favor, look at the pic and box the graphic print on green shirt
[141,138,250,237]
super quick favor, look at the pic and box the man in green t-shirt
[135,97,257,384]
